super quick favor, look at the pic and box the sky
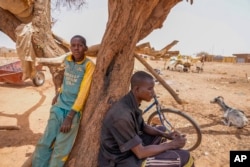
[0,0,250,56]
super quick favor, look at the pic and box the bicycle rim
[147,108,202,151]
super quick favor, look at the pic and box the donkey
[210,96,248,128]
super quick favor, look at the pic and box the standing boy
[32,35,95,167]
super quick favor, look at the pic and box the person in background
[98,71,194,167]
[32,35,95,167]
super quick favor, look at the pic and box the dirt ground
[0,58,250,167]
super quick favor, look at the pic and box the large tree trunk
[66,0,182,166]
[32,0,65,58]
[31,0,67,92]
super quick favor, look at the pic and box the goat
[154,68,162,75]
[210,96,248,128]
[175,64,184,72]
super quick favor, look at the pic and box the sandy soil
[0,58,249,167]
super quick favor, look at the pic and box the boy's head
[131,71,155,102]
[70,35,88,62]
[70,35,87,47]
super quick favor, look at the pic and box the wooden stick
[0,125,20,130]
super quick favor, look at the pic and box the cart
[0,60,45,86]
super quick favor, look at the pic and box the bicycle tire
[147,108,202,151]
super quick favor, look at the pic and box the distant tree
[196,51,209,57]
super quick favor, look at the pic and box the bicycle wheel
[32,71,45,86]
[147,108,202,151]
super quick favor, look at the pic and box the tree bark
[32,0,65,58]
[31,0,69,92]
[66,0,182,167]
[0,7,21,42]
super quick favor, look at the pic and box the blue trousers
[32,106,80,167]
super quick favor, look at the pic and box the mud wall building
[233,53,250,63]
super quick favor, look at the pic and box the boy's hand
[60,116,73,133]
[162,133,187,149]
[52,94,59,105]
[163,131,185,140]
